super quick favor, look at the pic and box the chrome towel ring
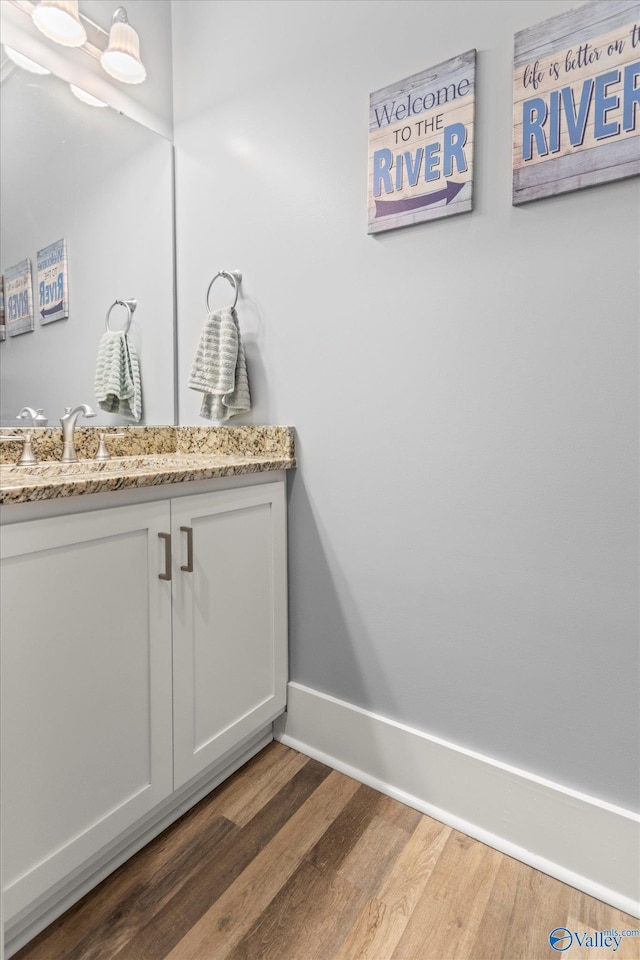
[206,270,242,312]
[106,298,137,334]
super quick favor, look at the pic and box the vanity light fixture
[3,44,51,74]
[7,0,148,87]
[100,7,146,85]
[31,0,87,48]
[69,83,108,107]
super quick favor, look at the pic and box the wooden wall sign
[368,50,476,233]
[37,239,69,325]
[513,0,640,204]
[4,259,34,337]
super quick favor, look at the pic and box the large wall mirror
[0,57,176,427]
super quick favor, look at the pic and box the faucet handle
[0,431,38,466]
[95,432,125,461]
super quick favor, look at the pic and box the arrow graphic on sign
[375,180,465,218]
[41,301,64,319]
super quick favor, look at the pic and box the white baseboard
[274,682,640,919]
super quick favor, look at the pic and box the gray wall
[171,0,639,809]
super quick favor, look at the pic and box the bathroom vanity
[0,426,295,956]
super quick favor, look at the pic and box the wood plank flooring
[13,742,640,960]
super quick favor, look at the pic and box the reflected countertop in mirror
[0,58,176,427]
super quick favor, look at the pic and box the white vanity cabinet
[0,500,175,922]
[0,475,288,951]
[171,485,287,788]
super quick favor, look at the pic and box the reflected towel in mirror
[94,330,143,421]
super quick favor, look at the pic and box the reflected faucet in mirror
[17,406,48,427]
[61,404,96,462]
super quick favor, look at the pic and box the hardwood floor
[13,742,640,960]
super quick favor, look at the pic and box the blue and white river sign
[5,259,34,337]
[37,238,69,324]
[513,0,640,203]
[368,50,476,234]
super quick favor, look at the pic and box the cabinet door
[172,482,287,788]
[0,501,173,921]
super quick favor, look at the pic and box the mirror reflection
[0,60,175,427]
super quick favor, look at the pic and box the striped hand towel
[94,330,143,422]
[188,306,251,421]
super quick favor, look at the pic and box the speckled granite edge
[0,455,295,505]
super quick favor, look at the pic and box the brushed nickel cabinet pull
[180,526,194,573]
[158,532,172,581]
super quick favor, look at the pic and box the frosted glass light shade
[32,0,87,47]
[100,21,146,84]
[4,45,51,74]
[70,84,108,107]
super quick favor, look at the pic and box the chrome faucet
[60,404,96,462]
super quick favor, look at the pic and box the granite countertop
[0,426,295,505]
